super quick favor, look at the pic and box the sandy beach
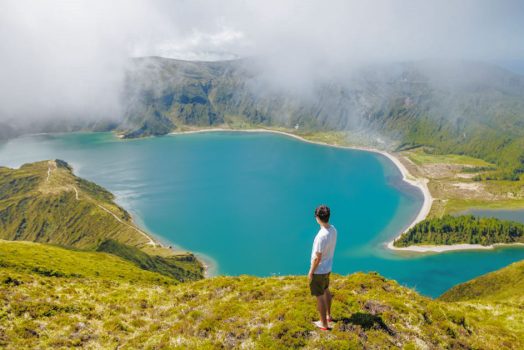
[389,242,524,253]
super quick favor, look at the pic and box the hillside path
[46,160,156,246]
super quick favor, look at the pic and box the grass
[0,240,175,285]
[404,148,494,167]
[96,239,203,282]
[440,198,524,216]
[1,239,522,349]
[439,259,524,303]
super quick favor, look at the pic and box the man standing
[308,205,337,331]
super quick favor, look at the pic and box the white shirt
[311,224,337,274]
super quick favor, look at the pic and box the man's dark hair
[315,205,330,223]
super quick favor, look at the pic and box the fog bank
[1,0,523,124]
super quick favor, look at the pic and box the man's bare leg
[316,296,328,328]
[324,288,332,321]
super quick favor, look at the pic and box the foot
[313,320,331,331]
[327,316,335,323]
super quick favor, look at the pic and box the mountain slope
[0,159,149,249]
[119,57,524,177]
[439,259,524,303]
[1,240,522,349]
[0,160,203,281]
[2,58,523,177]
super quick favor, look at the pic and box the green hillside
[0,240,522,349]
[96,239,202,282]
[0,160,203,281]
[0,240,175,285]
[440,259,524,303]
[118,58,524,179]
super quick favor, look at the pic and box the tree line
[394,215,524,247]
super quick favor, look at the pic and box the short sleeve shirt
[311,225,337,274]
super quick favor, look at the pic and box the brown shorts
[309,272,330,296]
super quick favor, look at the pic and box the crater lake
[1,131,523,297]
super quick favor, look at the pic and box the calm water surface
[1,131,523,297]
[460,209,524,223]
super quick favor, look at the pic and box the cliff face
[0,160,203,281]
[1,239,522,349]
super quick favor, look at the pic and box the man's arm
[308,252,322,281]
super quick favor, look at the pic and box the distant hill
[0,239,522,349]
[0,160,203,281]
[2,58,523,178]
[118,57,524,178]
[440,259,524,303]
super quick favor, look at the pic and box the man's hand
[308,271,313,282]
[308,252,322,282]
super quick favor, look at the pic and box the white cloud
[0,0,523,124]
[136,26,249,61]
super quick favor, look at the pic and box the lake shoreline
[171,128,522,254]
[27,128,503,257]
[387,242,524,253]
[167,127,434,252]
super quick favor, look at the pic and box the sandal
[313,320,332,331]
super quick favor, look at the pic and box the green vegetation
[96,239,202,282]
[0,160,143,249]
[440,259,524,303]
[0,240,175,285]
[435,198,524,218]
[1,240,523,349]
[404,148,494,167]
[0,160,203,281]
[398,147,524,217]
[394,215,524,247]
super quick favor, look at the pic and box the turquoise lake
[1,131,524,297]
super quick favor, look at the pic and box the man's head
[314,205,330,224]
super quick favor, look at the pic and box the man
[308,205,337,331]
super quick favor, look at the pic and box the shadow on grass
[338,312,396,336]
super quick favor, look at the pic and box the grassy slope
[1,240,522,349]
[96,239,202,282]
[0,240,175,285]
[0,160,152,249]
[0,160,203,281]
[440,260,524,303]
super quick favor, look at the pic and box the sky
[0,0,523,123]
